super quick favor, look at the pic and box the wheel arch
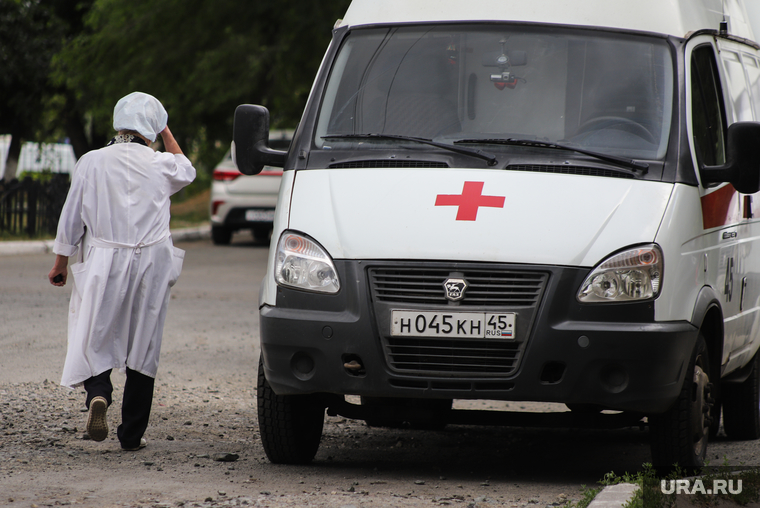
[691,285,724,378]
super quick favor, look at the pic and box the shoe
[122,438,147,451]
[86,396,109,442]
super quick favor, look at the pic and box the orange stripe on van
[701,184,740,229]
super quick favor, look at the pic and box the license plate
[391,310,516,339]
[245,209,275,222]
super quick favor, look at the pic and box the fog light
[290,352,315,381]
[599,365,628,394]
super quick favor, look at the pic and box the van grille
[369,267,547,307]
[386,336,521,374]
[369,265,548,377]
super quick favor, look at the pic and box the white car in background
[209,130,293,244]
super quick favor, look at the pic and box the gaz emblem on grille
[443,278,468,302]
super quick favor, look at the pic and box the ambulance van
[233,0,760,468]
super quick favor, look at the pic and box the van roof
[339,0,757,42]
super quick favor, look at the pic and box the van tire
[257,355,325,464]
[211,225,233,245]
[649,333,713,470]
[722,350,760,440]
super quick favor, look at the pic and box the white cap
[112,92,168,142]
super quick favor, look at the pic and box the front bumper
[259,260,697,414]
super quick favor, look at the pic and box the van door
[688,40,742,369]
[716,40,760,369]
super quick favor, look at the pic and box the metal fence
[0,175,70,237]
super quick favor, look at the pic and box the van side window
[690,45,726,167]
[721,50,753,121]
[744,55,760,120]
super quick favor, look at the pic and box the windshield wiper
[323,133,498,166]
[454,138,649,174]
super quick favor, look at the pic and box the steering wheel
[576,116,656,144]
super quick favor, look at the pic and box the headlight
[275,232,340,293]
[577,245,662,303]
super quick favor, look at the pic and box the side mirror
[701,122,760,194]
[232,104,287,175]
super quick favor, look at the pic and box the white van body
[236,0,760,467]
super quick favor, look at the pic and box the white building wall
[0,135,76,175]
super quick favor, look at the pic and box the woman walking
[48,92,196,450]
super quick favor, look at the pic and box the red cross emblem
[435,181,505,221]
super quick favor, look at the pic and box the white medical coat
[54,142,196,388]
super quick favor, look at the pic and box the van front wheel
[257,355,325,464]
[649,334,713,470]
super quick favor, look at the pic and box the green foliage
[52,0,350,173]
[0,0,64,138]
[16,170,63,184]
[2,0,350,184]
[568,465,656,508]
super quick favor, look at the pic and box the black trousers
[83,368,155,448]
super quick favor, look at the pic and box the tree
[0,0,62,181]
[45,0,102,159]
[53,0,350,173]
[0,0,96,181]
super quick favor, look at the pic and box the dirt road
[2,234,758,507]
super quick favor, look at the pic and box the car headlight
[275,232,340,293]
[577,245,662,303]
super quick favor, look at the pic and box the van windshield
[316,25,674,162]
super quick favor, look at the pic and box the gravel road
[2,233,760,508]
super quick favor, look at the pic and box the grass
[170,187,210,229]
[0,230,55,241]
